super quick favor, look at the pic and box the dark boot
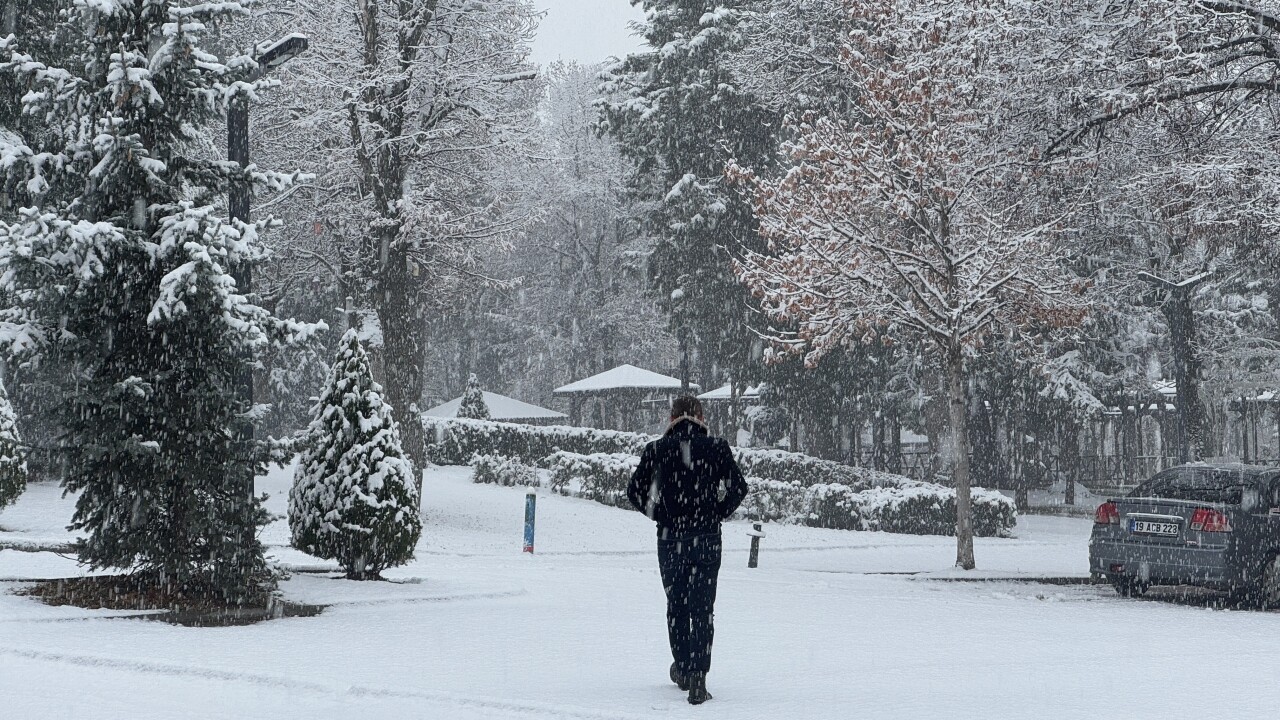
[670,663,689,691]
[687,672,712,705]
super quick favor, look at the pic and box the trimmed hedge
[425,417,1017,537]
[470,454,539,488]
[738,479,1016,537]
[856,484,1016,537]
[740,478,808,524]
[426,417,902,489]
[545,451,636,509]
[731,448,904,491]
[425,417,647,466]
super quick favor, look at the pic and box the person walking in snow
[627,395,749,705]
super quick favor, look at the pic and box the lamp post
[228,33,309,224]
[228,33,308,559]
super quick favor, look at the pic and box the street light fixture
[227,33,308,557]
[254,33,309,73]
[229,33,309,224]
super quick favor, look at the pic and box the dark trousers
[657,531,722,675]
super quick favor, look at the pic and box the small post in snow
[747,522,765,568]
[523,489,537,554]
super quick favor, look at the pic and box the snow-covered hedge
[732,448,902,492]
[470,454,539,488]
[545,451,636,509]
[424,417,1016,537]
[739,478,807,524]
[424,417,647,466]
[426,417,896,489]
[739,479,1016,537]
[856,484,1016,537]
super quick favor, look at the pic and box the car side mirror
[1242,487,1262,513]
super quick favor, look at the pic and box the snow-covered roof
[553,364,697,394]
[697,384,761,401]
[423,391,566,421]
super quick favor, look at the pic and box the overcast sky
[529,0,647,66]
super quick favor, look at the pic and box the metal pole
[227,97,256,560]
[747,522,764,568]
[523,490,537,553]
[226,34,308,564]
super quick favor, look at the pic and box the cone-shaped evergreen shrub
[290,330,422,579]
[457,373,491,420]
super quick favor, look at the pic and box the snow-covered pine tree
[598,1,778,390]
[0,377,27,508]
[457,374,492,420]
[0,1,318,603]
[290,330,421,580]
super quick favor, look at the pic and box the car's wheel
[1231,555,1280,609]
[1258,555,1280,610]
[1111,577,1148,598]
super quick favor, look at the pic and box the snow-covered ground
[4,464,1280,719]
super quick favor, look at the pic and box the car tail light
[1095,501,1120,525]
[1189,508,1232,533]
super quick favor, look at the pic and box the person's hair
[670,395,704,419]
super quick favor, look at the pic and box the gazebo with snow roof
[697,383,762,403]
[554,364,698,432]
[423,391,567,426]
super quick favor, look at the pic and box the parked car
[1089,463,1280,606]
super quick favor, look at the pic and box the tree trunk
[887,412,903,476]
[728,379,740,446]
[922,375,949,479]
[1063,420,1078,506]
[377,240,427,486]
[947,340,976,570]
[1160,286,1208,462]
[872,411,885,471]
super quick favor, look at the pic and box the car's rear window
[1130,467,1264,504]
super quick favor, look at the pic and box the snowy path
[4,465,1280,719]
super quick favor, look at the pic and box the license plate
[1131,519,1179,537]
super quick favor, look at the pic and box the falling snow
[6,0,1280,717]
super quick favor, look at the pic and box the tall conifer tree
[0,0,318,601]
[599,1,778,388]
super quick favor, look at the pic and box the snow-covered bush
[801,484,864,531]
[457,374,491,420]
[0,378,28,509]
[423,417,1016,536]
[290,331,422,580]
[733,447,890,492]
[425,417,891,489]
[423,417,648,466]
[470,454,539,487]
[857,485,1017,538]
[740,482,860,530]
[739,479,1016,537]
[738,478,805,524]
[545,451,637,508]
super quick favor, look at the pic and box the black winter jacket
[627,418,749,536]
